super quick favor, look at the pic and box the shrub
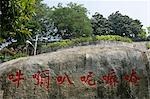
[59,40,73,47]
[0,52,27,63]
[41,35,132,53]
[146,42,150,49]
[72,37,93,45]
[43,39,73,49]
[11,52,27,59]
[95,35,132,43]
[0,38,4,43]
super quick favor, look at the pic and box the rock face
[0,45,150,99]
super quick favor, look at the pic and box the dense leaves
[0,1,149,63]
[41,35,132,53]
[91,11,144,40]
[0,1,148,43]
[51,3,92,39]
[108,11,143,39]
[1,0,37,42]
[91,12,112,35]
[26,2,54,40]
[146,27,150,40]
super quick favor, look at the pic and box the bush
[41,35,132,53]
[59,40,73,47]
[72,37,93,45]
[0,52,27,63]
[11,52,27,59]
[95,35,132,43]
[43,37,94,49]
[146,42,150,49]
[43,39,73,49]
[0,38,4,43]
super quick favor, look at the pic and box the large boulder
[0,45,150,99]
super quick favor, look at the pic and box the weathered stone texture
[0,45,150,99]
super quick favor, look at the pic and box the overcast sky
[42,0,150,27]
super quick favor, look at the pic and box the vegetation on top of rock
[0,48,27,63]
[95,35,132,42]
[41,35,132,50]
[146,42,150,49]
[0,0,149,65]
[0,35,132,63]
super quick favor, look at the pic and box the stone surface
[0,45,150,99]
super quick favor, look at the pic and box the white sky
[43,0,150,27]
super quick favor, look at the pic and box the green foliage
[146,42,150,49]
[108,11,143,39]
[72,37,93,44]
[26,2,53,39]
[146,27,150,41]
[12,52,27,59]
[0,52,27,63]
[1,0,38,42]
[59,40,74,47]
[91,11,143,41]
[147,27,150,34]
[95,35,132,43]
[42,35,132,51]
[46,40,73,48]
[51,2,92,39]
[91,12,112,35]
[0,38,4,43]
[137,29,147,40]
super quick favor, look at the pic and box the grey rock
[0,45,150,99]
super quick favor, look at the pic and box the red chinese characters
[32,70,50,90]
[101,69,118,87]
[56,73,73,85]
[123,69,140,85]
[8,70,24,88]
[80,72,96,87]
[7,68,141,90]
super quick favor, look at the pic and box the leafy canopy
[1,0,38,42]
[51,2,93,39]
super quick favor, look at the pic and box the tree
[108,11,143,39]
[146,27,150,40]
[147,27,150,34]
[1,0,37,43]
[137,29,147,41]
[26,2,54,40]
[91,12,112,36]
[51,2,92,39]
[24,1,55,55]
